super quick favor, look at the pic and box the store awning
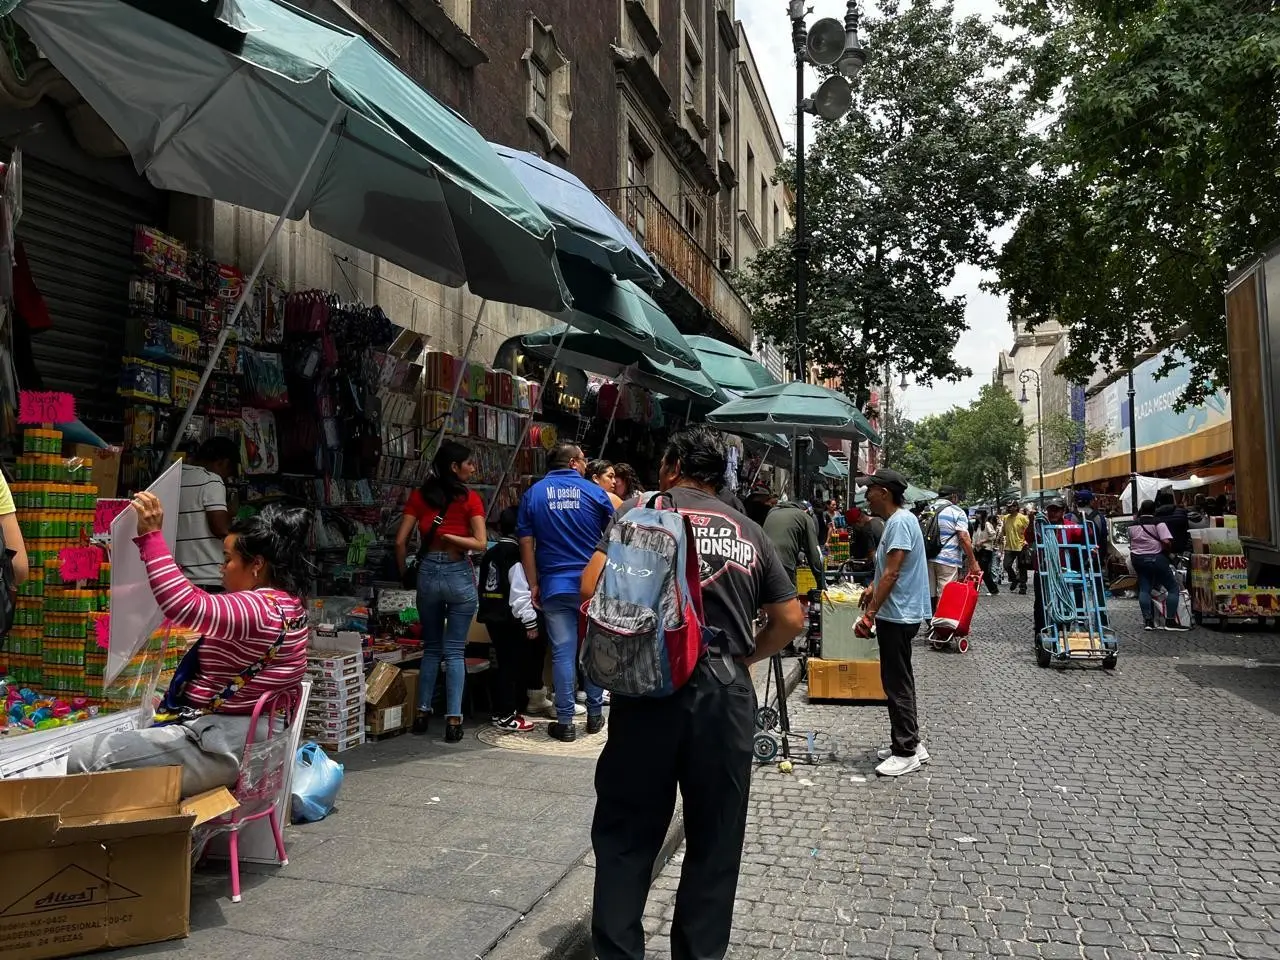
[2,0,569,310]
[1036,421,1234,489]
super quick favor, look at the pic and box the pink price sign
[59,546,104,582]
[93,499,132,536]
[95,615,111,650]
[18,390,75,424]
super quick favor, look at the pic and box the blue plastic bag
[290,741,344,823]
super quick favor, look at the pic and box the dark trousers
[1004,547,1027,590]
[877,619,921,757]
[976,548,999,594]
[591,658,756,960]
[485,621,541,717]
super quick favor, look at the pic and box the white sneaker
[574,702,587,717]
[1163,624,1191,632]
[526,690,556,719]
[877,743,930,763]
[876,753,921,777]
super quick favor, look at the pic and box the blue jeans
[1134,552,1179,623]
[417,554,478,718]
[542,592,603,723]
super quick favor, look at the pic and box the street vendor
[67,493,312,797]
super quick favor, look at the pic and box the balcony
[597,184,753,348]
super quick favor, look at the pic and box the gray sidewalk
[109,721,603,960]
[99,656,794,960]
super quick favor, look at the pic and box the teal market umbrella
[685,335,779,393]
[4,0,568,310]
[906,484,937,504]
[4,0,574,454]
[820,458,849,480]
[558,261,699,369]
[707,382,881,444]
[494,144,660,285]
[518,326,721,403]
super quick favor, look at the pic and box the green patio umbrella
[4,0,568,310]
[906,484,938,504]
[4,0,575,454]
[518,326,721,403]
[819,458,849,480]
[706,382,881,443]
[558,262,699,369]
[685,335,779,393]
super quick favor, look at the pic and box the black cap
[939,485,961,499]
[856,468,908,496]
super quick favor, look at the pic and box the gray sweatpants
[67,714,258,798]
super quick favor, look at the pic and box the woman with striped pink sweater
[68,492,312,797]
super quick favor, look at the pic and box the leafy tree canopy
[736,0,1040,403]
[992,0,1280,406]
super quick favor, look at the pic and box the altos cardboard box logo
[1,865,139,918]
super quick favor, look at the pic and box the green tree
[992,0,1280,406]
[1039,411,1118,472]
[736,0,1039,403]
[933,385,1029,502]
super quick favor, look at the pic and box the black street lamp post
[787,1,866,495]
[1019,369,1045,505]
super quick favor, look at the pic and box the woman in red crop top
[395,440,487,742]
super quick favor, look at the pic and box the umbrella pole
[684,399,692,424]
[749,456,767,487]
[598,372,627,459]
[487,322,573,518]
[428,299,489,459]
[166,102,344,464]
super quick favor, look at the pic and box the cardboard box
[68,444,121,499]
[0,767,236,960]
[366,704,405,736]
[401,669,419,718]
[364,663,406,709]
[806,658,886,703]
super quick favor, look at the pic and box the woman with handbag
[67,494,312,797]
[395,441,487,742]
[1129,500,1190,632]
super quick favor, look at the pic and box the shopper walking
[518,443,614,742]
[476,507,538,732]
[396,440,487,743]
[972,509,1000,595]
[855,469,932,777]
[1001,500,1029,594]
[928,486,981,607]
[582,426,803,960]
[1130,500,1190,632]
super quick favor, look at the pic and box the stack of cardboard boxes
[305,632,365,754]
[364,663,416,738]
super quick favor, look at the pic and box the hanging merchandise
[241,408,280,476]
[242,347,289,408]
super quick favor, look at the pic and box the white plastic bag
[1176,589,1193,628]
[290,741,344,823]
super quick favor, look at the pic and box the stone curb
[483,655,806,960]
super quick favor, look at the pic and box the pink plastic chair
[204,688,300,903]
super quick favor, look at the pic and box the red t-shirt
[404,489,484,541]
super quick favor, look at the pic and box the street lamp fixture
[790,1,864,498]
[1019,369,1045,505]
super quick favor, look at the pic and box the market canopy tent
[1120,471,1235,513]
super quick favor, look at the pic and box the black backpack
[923,506,956,561]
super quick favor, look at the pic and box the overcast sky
[737,0,1012,420]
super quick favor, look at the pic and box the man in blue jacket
[518,443,615,742]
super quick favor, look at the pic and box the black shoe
[586,714,606,735]
[411,711,430,735]
[1018,587,1027,595]
[548,722,577,743]
[444,721,464,743]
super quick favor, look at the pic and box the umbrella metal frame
[166,101,345,461]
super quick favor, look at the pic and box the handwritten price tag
[94,614,111,650]
[59,546,103,582]
[93,499,132,536]
[18,390,75,424]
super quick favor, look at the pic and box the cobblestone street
[644,592,1280,959]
